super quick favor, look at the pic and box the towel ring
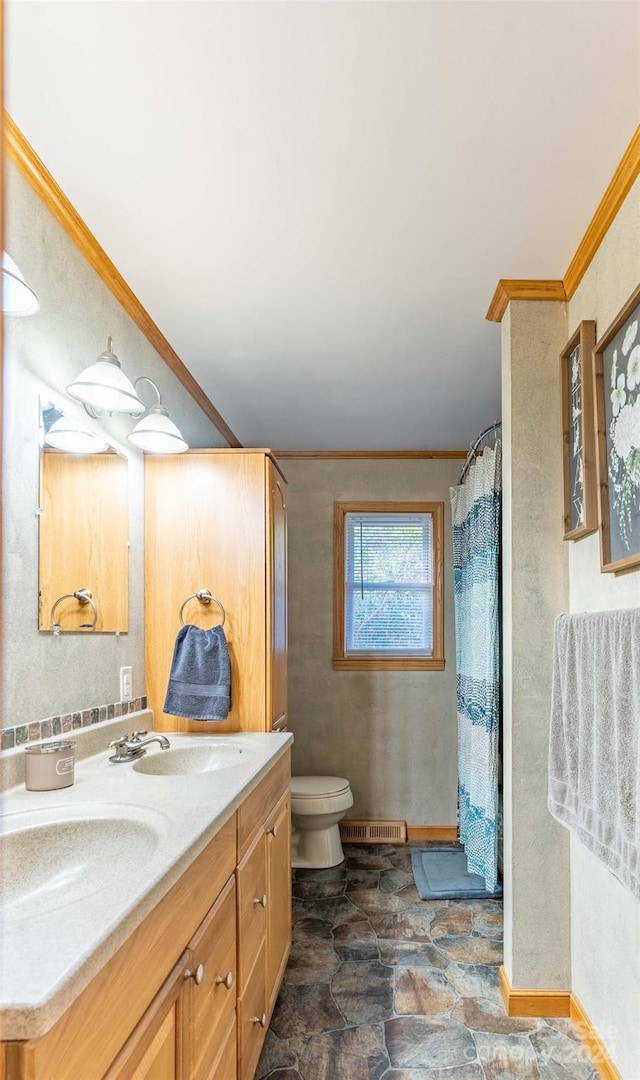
[50,589,98,634]
[180,589,226,628]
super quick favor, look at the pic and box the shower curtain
[450,441,501,892]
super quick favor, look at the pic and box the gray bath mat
[411,846,503,900]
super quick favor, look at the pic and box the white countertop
[0,716,292,1040]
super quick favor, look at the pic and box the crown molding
[486,280,566,323]
[4,112,241,448]
[273,449,468,459]
[487,123,640,323]
[564,123,640,299]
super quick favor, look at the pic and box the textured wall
[501,299,571,990]
[565,176,640,1078]
[283,457,459,825]
[3,162,227,729]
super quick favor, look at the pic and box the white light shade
[127,406,188,454]
[45,417,110,454]
[2,253,39,316]
[67,339,144,415]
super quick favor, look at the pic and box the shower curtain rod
[458,421,502,484]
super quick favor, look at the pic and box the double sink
[2,738,260,922]
[0,724,292,1038]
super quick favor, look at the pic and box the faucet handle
[129,731,148,743]
[108,735,129,749]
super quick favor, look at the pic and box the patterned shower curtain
[449,441,501,892]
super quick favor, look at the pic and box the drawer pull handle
[267,824,279,837]
[215,971,234,990]
[253,1014,267,1028]
[184,963,205,985]
[254,894,268,908]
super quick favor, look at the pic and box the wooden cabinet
[2,751,291,1080]
[184,876,237,1080]
[238,835,268,994]
[267,460,288,731]
[145,450,287,735]
[237,765,292,1080]
[107,877,237,1080]
[238,941,267,1080]
[104,956,187,1080]
[266,792,292,1015]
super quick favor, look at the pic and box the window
[333,501,445,670]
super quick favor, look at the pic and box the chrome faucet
[108,730,171,763]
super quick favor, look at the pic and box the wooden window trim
[333,501,445,671]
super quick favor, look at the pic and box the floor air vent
[339,820,407,843]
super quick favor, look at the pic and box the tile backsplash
[1,697,148,750]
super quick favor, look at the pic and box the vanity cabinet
[265,791,292,1014]
[103,954,188,1080]
[237,757,291,1080]
[144,450,288,736]
[183,876,237,1080]
[107,876,238,1080]
[2,751,291,1080]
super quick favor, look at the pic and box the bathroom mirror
[38,399,129,633]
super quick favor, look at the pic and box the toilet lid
[290,776,351,799]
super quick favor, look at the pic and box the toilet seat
[290,775,354,822]
[291,776,350,799]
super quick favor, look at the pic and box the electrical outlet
[120,666,133,703]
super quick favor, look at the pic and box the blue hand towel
[163,624,231,721]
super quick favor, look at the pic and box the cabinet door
[210,1015,237,1080]
[237,941,267,1080]
[268,461,287,731]
[145,452,268,733]
[184,876,237,1080]
[265,791,292,1013]
[104,953,187,1080]
[237,831,268,993]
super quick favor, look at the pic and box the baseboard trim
[499,968,622,1079]
[570,995,623,1080]
[498,966,570,1018]
[406,825,458,842]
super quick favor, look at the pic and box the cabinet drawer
[237,943,267,1080]
[237,834,267,992]
[237,752,290,858]
[185,876,237,1080]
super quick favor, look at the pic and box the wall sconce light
[45,416,110,455]
[127,377,188,454]
[2,252,40,316]
[67,337,145,416]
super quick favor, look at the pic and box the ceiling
[5,1,640,450]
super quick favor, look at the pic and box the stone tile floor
[257,843,599,1080]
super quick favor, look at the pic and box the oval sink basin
[1,805,164,922]
[132,744,257,776]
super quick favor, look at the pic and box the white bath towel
[548,609,640,900]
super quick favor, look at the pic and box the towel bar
[179,589,226,628]
[50,589,98,634]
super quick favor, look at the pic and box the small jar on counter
[24,741,75,791]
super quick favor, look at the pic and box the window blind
[344,512,434,655]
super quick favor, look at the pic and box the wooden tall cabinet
[145,450,287,733]
[267,461,287,731]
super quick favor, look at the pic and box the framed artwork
[560,320,597,540]
[593,283,640,573]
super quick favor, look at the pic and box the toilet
[290,775,354,869]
